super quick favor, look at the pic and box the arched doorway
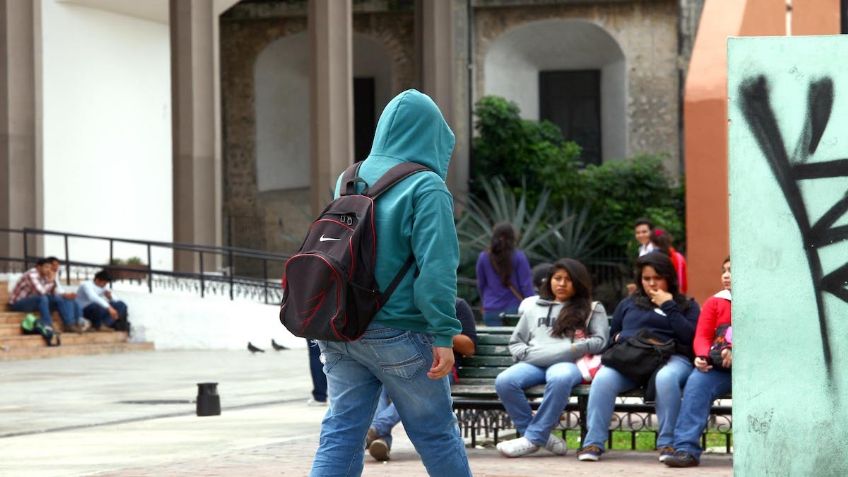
[483,19,627,164]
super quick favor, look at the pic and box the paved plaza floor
[0,351,733,476]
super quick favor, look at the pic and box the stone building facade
[219,0,701,266]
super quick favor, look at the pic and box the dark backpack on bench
[280,162,430,342]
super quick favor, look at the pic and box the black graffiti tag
[738,75,848,380]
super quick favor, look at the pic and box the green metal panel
[475,344,510,355]
[462,355,514,367]
[728,35,848,476]
[476,334,511,345]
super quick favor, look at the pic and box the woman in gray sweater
[495,258,609,458]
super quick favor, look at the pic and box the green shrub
[576,154,684,252]
[472,96,582,205]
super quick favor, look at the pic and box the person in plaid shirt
[9,258,82,331]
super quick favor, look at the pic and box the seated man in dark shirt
[364,298,478,462]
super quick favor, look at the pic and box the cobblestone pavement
[97,421,733,477]
[0,351,733,476]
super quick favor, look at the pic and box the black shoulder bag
[600,329,675,386]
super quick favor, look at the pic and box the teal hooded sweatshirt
[335,89,461,347]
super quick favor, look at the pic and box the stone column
[309,0,353,216]
[170,0,218,272]
[417,0,468,206]
[0,0,40,265]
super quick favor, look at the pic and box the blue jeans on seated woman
[483,307,518,327]
[495,361,583,446]
[672,368,731,459]
[310,324,471,477]
[583,354,693,450]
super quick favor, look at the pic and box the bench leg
[578,395,588,443]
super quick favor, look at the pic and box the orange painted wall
[685,0,839,302]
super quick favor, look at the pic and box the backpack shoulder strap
[366,162,431,199]
[340,162,366,197]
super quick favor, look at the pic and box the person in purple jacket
[476,223,534,326]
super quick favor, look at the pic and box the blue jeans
[370,372,458,450]
[495,361,582,445]
[584,354,693,450]
[308,339,328,402]
[10,295,78,327]
[672,368,732,459]
[82,300,127,328]
[483,306,517,327]
[370,388,400,449]
[310,324,471,477]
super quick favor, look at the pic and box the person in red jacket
[664,257,732,468]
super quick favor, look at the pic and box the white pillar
[170,0,219,271]
[418,0,468,205]
[309,0,353,216]
[0,0,41,263]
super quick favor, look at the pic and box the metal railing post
[199,251,205,298]
[64,234,71,285]
[147,244,153,293]
[263,259,268,304]
[228,249,234,300]
[109,239,114,266]
[22,230,29,269]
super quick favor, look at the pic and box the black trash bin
[196,382,221,416]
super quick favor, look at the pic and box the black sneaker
[658,446,675,462]
[664,450,700,468]
[576,444,603,462]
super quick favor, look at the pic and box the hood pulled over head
[367,89,455,180]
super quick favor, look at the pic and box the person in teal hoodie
[309,90,471,477]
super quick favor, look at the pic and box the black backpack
[280,161,430,341]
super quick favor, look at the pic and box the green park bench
[450,323,732,451]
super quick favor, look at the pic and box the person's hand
[648,288,673,306]
[63,293,76,300]
[108,306,119,319]
[428,346,455,380]
[721,348,732,368]
[104,290,113,300]
[694,356,712,372]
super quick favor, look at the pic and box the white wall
[117,285,304,350]
[254,32,394,193]
[484,19,628,161]
[41,0,173,268]
[255,32,311,192]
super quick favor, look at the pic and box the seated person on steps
[9,258,85,333]
[75,270,129,331]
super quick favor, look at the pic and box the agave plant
[455,177,569,268]
[529,202,613,266]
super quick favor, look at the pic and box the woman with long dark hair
[495,258,609,457]
[476,223,534,326]
[577,252,700,463]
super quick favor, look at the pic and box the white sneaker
[79,318,92,332]
[306,398,328,407]
[497,437,539,458]
[544,433,568,455]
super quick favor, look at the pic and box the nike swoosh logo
[319,235,341,242]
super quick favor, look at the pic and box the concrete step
[0,323,22,337]
[0,311,76,330]
[0,341,154,361]
[0,330,131,348]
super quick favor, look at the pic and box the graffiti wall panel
[729,36,848,476]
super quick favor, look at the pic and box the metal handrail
[0,227,289,305]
